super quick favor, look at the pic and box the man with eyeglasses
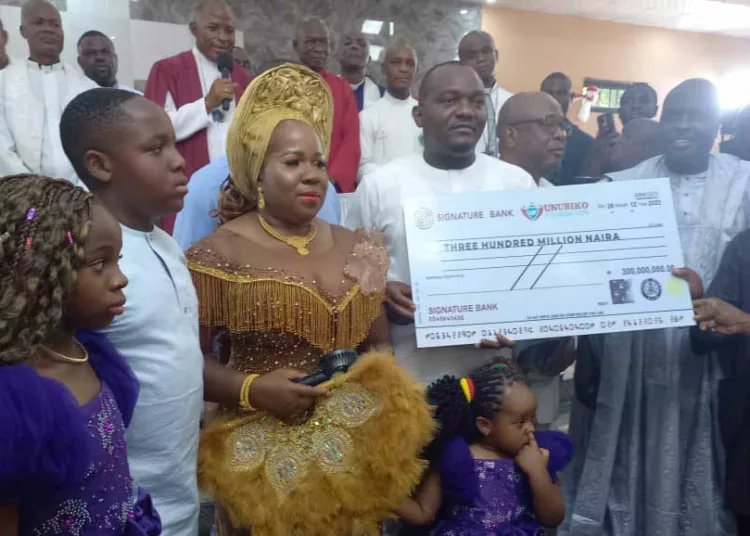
[541,72,594,186]
[497,92,576,430]
[144,0,252,233]
[78,30,140,94]
[498,92,568,188]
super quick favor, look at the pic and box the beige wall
[483,7,750,135]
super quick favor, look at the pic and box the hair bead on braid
[0,175,94,366]
[424,358,525,465]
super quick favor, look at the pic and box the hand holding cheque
[399,178,694,348]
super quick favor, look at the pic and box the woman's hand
[515,432,550,477]
[693,298,750,335]
[672,267,704,300]
[386,281,416,323]
[476,332,516,349]
[248,369,326,421]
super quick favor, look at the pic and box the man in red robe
[144,0,252,233]
[293,17,360,193]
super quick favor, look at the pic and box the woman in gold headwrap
[186,65,430,536]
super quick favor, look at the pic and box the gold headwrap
[226,63,334,205]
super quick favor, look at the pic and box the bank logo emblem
[415,207,434,230]
[641,278,662,301]
[522,203,544,221]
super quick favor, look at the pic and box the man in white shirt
[346,61,535,383]
[144,0,252,233]
[357,40,421,183]
[0,0,95,186]
[0,18,9,71]
[77,30,141,94]
[458,30,512,158]
[497,91,576,428]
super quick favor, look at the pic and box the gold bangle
[239,374,259,411]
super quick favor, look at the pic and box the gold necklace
[258,214,317,256]
[40,339,89,364]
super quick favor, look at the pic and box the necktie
[485,89,497,157]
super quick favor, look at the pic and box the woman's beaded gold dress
[186,224,389,535]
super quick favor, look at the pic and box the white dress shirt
[358,91,421,183]
[27,61,78,183]
[101,225,204,536]
[164,47,234,162]
[346,153,535,383]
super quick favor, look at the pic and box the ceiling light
[361,20,383,35]
[460,8,469,15]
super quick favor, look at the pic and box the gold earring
[257,187,265,209]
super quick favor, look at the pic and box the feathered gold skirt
[198,350,434,536]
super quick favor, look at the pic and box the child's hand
[514,432,550,477]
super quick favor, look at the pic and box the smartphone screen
[598,113,616,135]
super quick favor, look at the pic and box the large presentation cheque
[403,178,695,348]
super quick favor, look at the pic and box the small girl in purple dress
[397,359,573,535]
[0,176,160,536]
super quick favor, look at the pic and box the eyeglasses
[508,115,571,136]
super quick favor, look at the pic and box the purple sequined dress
[19,382,133,535]
[423,431,573,536]
[0,331,161,536]
[430,457,542,535]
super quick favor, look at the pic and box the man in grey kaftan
[561,79,750,536]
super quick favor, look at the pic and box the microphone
[216,52,234,112]
[294,349,358,386]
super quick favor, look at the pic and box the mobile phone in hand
[597,112,616,136]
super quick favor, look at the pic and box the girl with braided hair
[0,175,160,535]
[397,359,573,535]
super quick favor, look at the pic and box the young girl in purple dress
[397,359,573,535]
[0,176,160,536]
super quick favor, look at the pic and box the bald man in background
[458,30,512,157]
[0,0,95,185]
[0,18,8,70]
[294,17,360,192]
[338,29,383,111]
[144,0,252,233]
[358,40,421,182]
[498,92,567,187]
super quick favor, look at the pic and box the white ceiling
[481,0,750,38]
